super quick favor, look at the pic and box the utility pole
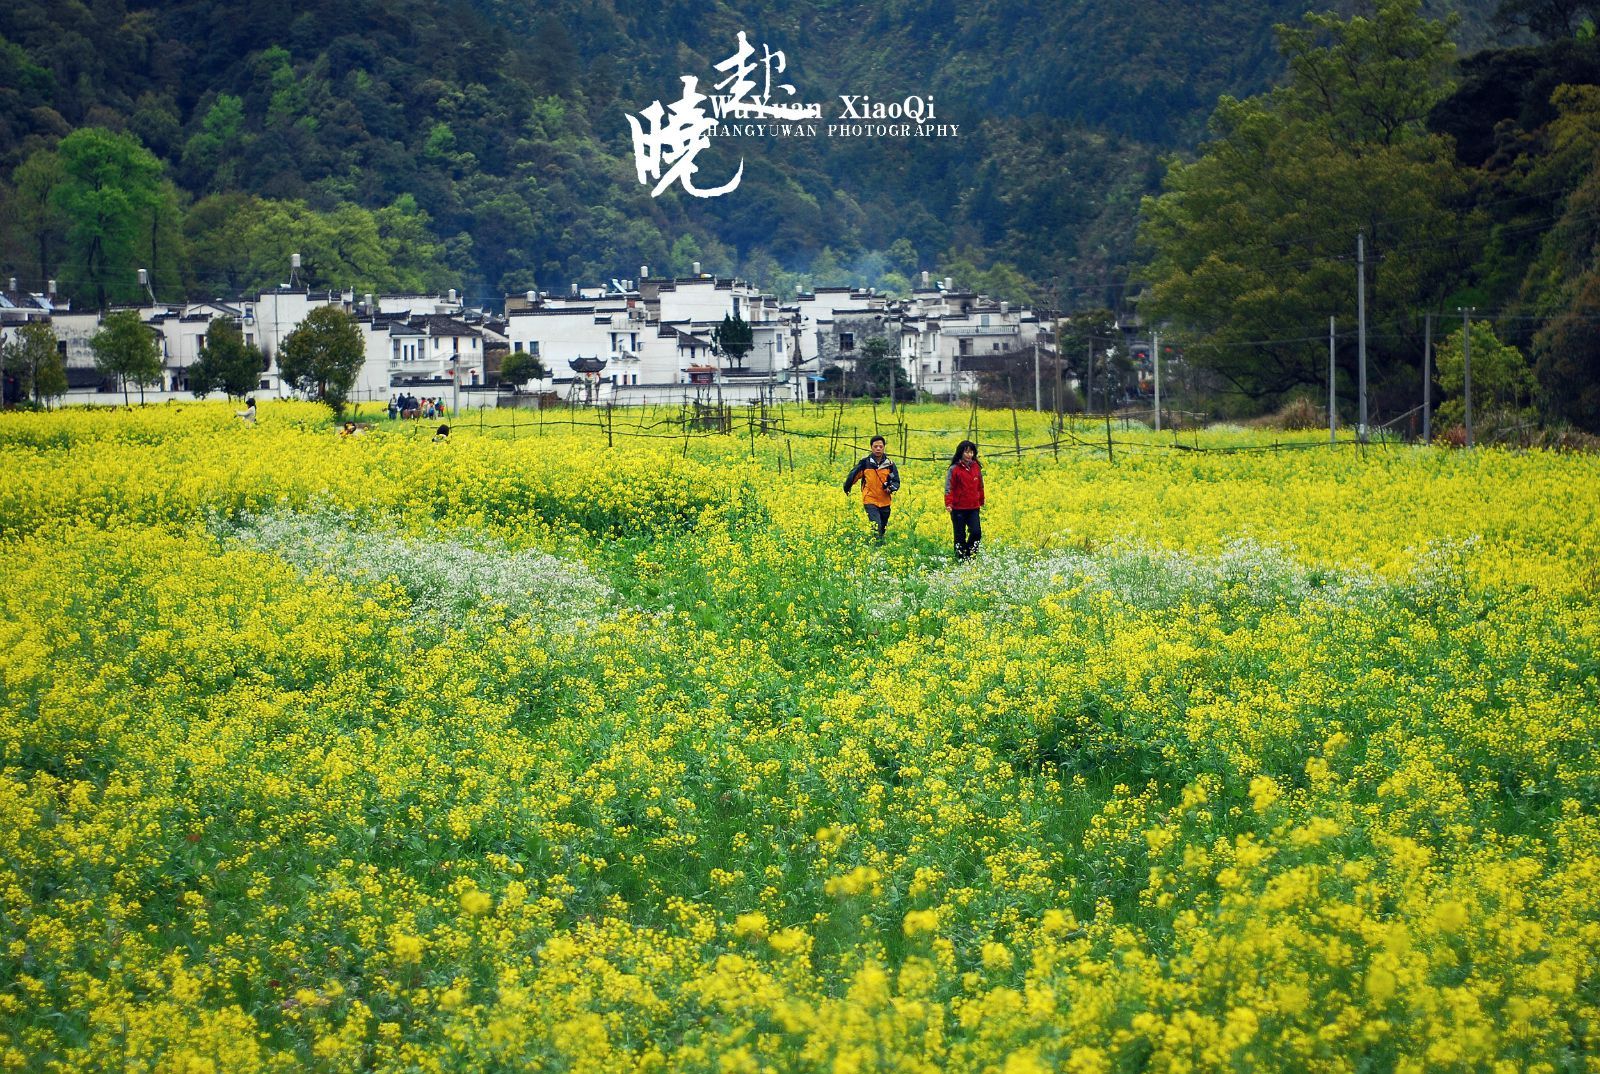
[1034,341,1041,412]
[1329,316,1337,443]
[1464,317,1473,448]
[889,349,897,415]
[1422,313,1432,443]
[1054,320,1064,437]
[1152,330,1161,432]
[1085,337,1095,416]
[1357,231,1368,442]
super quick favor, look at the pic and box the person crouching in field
[843,434,901,539]
[945,439,984,559]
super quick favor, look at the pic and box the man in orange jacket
[843,434,901,539]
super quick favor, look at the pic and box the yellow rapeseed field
[1,400,1597,1072]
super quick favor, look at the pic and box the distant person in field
[945,439,984,559]
[843,434,901,539]
[432,424,450,442]
[340,421,358,438]
[235,398,257,424]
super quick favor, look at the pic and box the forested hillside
[1138,0,1600,429]
[0,0,1508,311]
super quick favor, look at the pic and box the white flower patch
[907,536,1397,618]
[216,509,615,629]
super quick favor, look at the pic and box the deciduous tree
[498,350,547,390]
[1138,0,1472,408]
[90,310,163,404]
[2,321,66,405]
[278,305,364,413]
[190,317,264,400]
[52,129,173,309]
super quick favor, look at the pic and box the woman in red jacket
[944,439,984,559]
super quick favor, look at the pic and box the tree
[1138,0,1471,409]
[278,305,365,413]
[1057,308,1122,411]
[2,321,66,406]
[1512,85,1600,430]
[6,148,66,288]
[190,317,264,400]
[1493,0,1599,40]
[52,128,173,309]
[856,335,908,401]
[712,312,753,368]
[183,193,457,296]
[180,94,247,192]
[1535,274,1600,431]
[499,350,547,391]
[90,311,163,404]
[1434,322,1537,437]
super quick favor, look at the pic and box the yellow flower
[731,912,768,941]
[390,932,424,964]
[981,941,1014,971]
[1432,900,1469,933]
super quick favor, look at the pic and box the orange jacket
[844,456,900,508]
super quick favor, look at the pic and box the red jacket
[945,460,984,510]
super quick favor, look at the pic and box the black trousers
[951,508,982,558]
[864,503,891,538]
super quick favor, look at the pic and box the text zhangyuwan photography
[2,0,1599,1071]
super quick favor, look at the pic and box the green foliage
[1139,0,1470,407]
[190,317,264,400]
[2,321,66,404]
[90,310,163,404]
[712,313,753,367]
[935,254,1041,307]
[1534,274,1600,430]
[1493,0,1600,39]
[181,94,247,192]
[52,129,175,309]
[1511,85,1600,429]
[1433,322,1537,435]
[1057,309,1121,411]
[184,193,455,295]
[499,350,546,389]
[277,305,364,413]
[3,149,66,288]
[853,334,907,400]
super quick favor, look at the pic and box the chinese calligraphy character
[626,76,744,199]
[713,31,813,119]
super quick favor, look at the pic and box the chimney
[47,280,56,297]
[943,277,953,291]
[921,270,930,288]
[640,264,649,280]
[448,288,458,304]
[1000,301,1009,314]
[364,293,374,314]
[692,261,701,276]
[6,277,15,292]
[570,283,579,296]
[525,290,535,304]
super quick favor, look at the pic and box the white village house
[3,262,1048,409]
